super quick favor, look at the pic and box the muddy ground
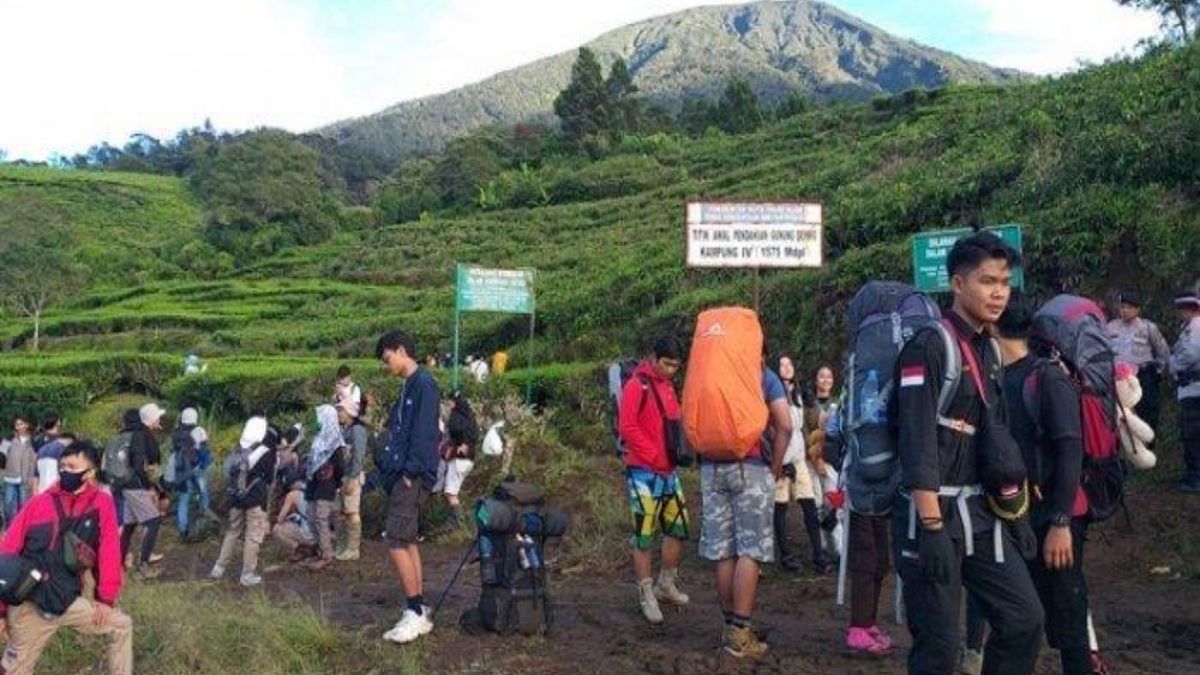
[159,477,1200,675]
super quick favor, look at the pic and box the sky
[0,0,1163,161]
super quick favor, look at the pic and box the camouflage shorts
[699,461,776,563]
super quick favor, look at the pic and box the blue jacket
[379,368,441,490]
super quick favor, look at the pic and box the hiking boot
[958,646,983,675]
[723,624,768,660]
[382,609,434,644]
[654,569,690,606]
[637,579,664,624]
[209,564,225,579]
[147,552,165,565]
[239,572,263,587]
[1089,650,1111,675]
[845,626,891,656]
[137,563,161,580]
[124,553,134,570]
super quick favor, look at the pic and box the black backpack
[461,481,569,636]
[607,359,639,456]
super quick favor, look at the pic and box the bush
[0,375,87,423]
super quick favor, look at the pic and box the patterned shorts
[626,468,690,551]
[699,461,776,563]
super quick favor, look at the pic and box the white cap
[180,408,199,426]
[139,403,167,426]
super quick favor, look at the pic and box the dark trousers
[799,499,827,569]
[774,503,797,567]
[894,521,1044,675]
[120,517,161,565]
[1028,520,1091,675]
[849,511,890,628]
[1181,397,1200,484]
[1136,366,1162,443]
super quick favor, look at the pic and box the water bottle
[516,536,531,570]
[524,535,542,569]
[861,369,882,424]
[478,536,499,585]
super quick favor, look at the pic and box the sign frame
[684,200,824,270]
[911,224,1024,293]
[452,264,537,396]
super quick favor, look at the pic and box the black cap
[1118,290,1142,308]
[1174,289,1200,309]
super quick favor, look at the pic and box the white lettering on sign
[685,202,822,269]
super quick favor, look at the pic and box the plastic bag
[482,422,506,457]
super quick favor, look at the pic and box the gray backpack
[102,432,134,489]
[840,282,963,515]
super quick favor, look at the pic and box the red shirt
[619,361,681,475]
[0,482,122,616]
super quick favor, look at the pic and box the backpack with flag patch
[681,307,768,461]
[842,282,964,515]
[1023,294,1124,523]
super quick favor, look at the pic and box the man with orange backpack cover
[683,308,791,660]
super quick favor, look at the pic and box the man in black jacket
[893,231,1043,675]
[375,329,440,645]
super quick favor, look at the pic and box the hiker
[375,329,441,644]
[1,415,36,523]
[333,364,363,413]
[304,405,346,571]
[434,391,479,527]
[272,469,316,563]
[1171,289,1200,493]
[116,404,166,579]
[618,336,691,624]
[211,417,276,586]
[1106,290,1170,439]
[172,407,213,536]
[492,350,509,376]
[0,440,131,675]
[995,294,1100,675]
[466,354,490,383]
[893,231,1043,674]
[684,308,790,660]
[775,355,827,575]
[31,412,62,455]
[335,398,369,562]
[35,433,74,495]
[274,423,304,485]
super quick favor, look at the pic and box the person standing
[893,231,1043,674]
[375,330,441,644]
[1,415,36,523]
[118,404,166,579]
[335,398,369,562]
[434,392,479,527]
[210,417,276,586]
[304,405,346,571]
[1170,289,1200,493]
[1106,291,1170,439]
[173,407,213,536]
[0,440,131,675]
[775,355,827,575]
[618,336,690,624]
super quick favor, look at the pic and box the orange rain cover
[682,307,768,460]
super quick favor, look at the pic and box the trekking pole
[431,537,478,618]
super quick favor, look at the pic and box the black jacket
[121,412,161,491]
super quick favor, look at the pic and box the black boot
[774,503,800,572]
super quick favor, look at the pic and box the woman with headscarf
[434,391,479,526]
[210,416,275,587]
[118,404,166,579]
[304,405,346,570]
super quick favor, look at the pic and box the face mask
[59,469,87,493]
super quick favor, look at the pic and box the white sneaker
[382,609,434,644]
[209,565,225,580]
[239,572,262,587]
[637,579,664,624]
[654,569,690,606]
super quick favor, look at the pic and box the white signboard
[685,202,823,268]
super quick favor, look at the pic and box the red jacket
[0,482,122,616]
[619,361,681,475]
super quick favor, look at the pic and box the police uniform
[892,312,1044,675]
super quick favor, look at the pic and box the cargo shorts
[699,461,775,563]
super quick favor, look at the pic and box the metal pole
[527,309,536,405]
[453,264,461,392]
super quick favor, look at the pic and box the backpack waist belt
[905,484,1004,562]
[936,417,976,436]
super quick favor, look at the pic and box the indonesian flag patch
[900,365,926,388]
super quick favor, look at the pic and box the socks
[406,595,425,615]
[728,613,751,629]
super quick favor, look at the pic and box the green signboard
[456,265,535,314]
[912,224,1024,292]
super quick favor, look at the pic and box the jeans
[177,472,211,533]
[4,482,29,524]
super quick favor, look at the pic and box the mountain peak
[321,0,1024,159]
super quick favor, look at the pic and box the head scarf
[307,405,343,479]
[239,416,268,450]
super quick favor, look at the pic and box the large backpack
[102,432,135,490]
[841,282,964,515]
[607,359,639,456]
[1023,294,1123,523]
[682,307,768,461]
[463,481,569,636]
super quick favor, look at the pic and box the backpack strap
[931,321,970,435]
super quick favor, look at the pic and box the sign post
[453,265,537,398]
[685,201,824,309]
[911,224,1024,293]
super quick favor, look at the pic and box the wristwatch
[1049,512,1071,528]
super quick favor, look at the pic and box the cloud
[966,0,1162,73]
